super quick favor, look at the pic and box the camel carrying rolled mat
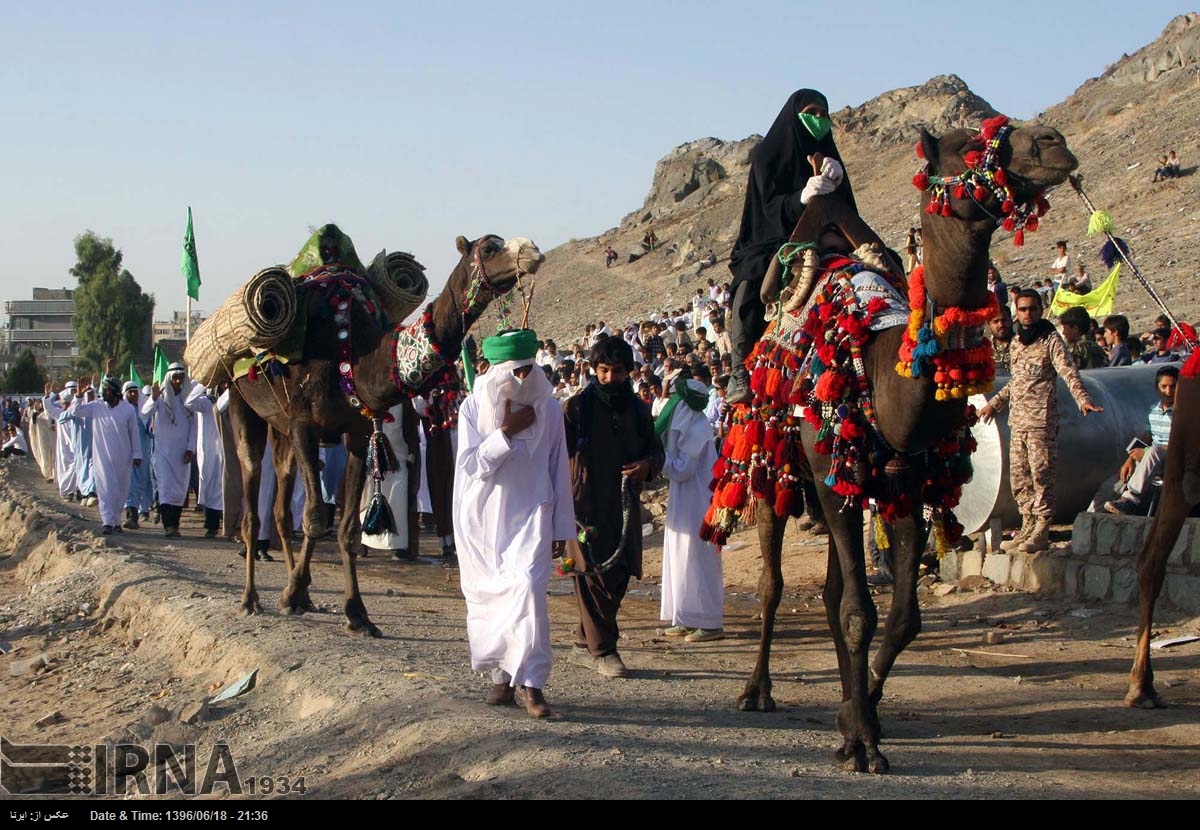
[365,249,428,324]
[184,266,299,388]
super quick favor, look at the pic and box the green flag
[182,206,200,301]
[153,345,169,385]
[129,361,143,388]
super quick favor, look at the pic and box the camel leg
[280,425,323,616]
[271,433,297,574]
[338,431,380,637]
[737,501,787,713]
[815,486,887,774]
[1127,486,1188,708]
[868,490,926,715]
[230,393,265,616]
[823,535,852,703]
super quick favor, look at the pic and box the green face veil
[797,112,833,141]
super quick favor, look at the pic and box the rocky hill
[518,13,1200,344]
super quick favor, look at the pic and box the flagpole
[186,296,192,343]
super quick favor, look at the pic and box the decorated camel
[702,118,1078,772]
[1125,358,1200,708]
[225,232,543,637]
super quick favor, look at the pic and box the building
[1,287,77,376]
[153,309,206,344]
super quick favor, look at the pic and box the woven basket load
[184,266,298,388]
[366,249,428,325]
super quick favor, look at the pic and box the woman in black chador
[726,88,856,403]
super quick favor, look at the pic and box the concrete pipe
[956,363,1169,534]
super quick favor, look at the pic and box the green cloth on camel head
[482,329,539,363]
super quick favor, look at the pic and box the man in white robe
[45,381,78,499]
[186,384,224,538]
[358,398,419,559]
[67,374,142,535]
[143,363,196,538]
[656,377,724,641]
[123,383,154,529]
[454,329,575,718]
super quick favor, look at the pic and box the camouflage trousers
[1010,428,1058,520]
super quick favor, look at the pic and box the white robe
[45,395,76,497]
[32,410,56,481]
[185,387,223,511]
[143,391,196,507]
[412,397,433,515]
[358,403,411,551]
[69,398,142,527]
[659,383,723,631]
[453,366,575,689]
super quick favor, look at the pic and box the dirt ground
[1,459,1198,801]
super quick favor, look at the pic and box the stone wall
[941,514,1200,614]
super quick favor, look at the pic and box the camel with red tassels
[701,117,1078,773]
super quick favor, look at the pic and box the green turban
[481,329,539,363]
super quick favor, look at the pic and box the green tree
[2,350,46,393]
[69,231,156,372]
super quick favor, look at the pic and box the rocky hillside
[518,13,1199,344]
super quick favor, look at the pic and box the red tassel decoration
[745,418,764,447]
[750,364,768,395]
[915,141,925,159]
[1001,199,1014,215]
[774,487,794,518]
[750,465,769,496]
[1025,215,1039,232]
[913,172,929,189]
[1013,230,1025,247]
[973,185,988,201]
[723,482,747,509]
[1002,217,1016,232]
[953,184,967,199]
[993,168,1007,186]
[940,202,953,217]
[763,427,779,454]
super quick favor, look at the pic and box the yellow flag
[1050,263,1120,319]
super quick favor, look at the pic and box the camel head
[915,117,1077,243]
[454,234,545,300]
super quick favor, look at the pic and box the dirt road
[1,461,1198,800]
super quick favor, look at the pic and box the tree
[2,350,45,393]
[70,231,156,372]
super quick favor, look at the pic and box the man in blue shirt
[1105,365,1178,514]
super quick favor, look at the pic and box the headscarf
[729,89,856,286]
[101,375,121,396]
[162,363,193,424]
[473,357,555,447]
[660,379,714,461]
[122,381,139,395]
[654,376,709,436]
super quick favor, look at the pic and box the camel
[227,232,543,637]
[1125,362,1200,707]
[720,121,1078,772]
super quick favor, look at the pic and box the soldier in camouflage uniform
[988,306,1013,372]
[980,289,1104,552]
[1059,306,1109,370]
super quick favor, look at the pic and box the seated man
[1104,365,1178,515]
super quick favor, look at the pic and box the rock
[984,631,1007,645]
[34,711,65,728]
[933,582,958,597]
[178,699,211,725]
[956,575,994,592]
[10,653,49,677]
[142,704,173,727]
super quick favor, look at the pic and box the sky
[1,1,1191,322]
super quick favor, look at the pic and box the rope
[577,473,639,574]
[1068,175,1196,349]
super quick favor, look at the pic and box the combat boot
[1018,519,1051,553]
[1000,515,1033,551]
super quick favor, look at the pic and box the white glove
[800,157,845,204]
[800,174,836,205]
[820,156,845,187]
